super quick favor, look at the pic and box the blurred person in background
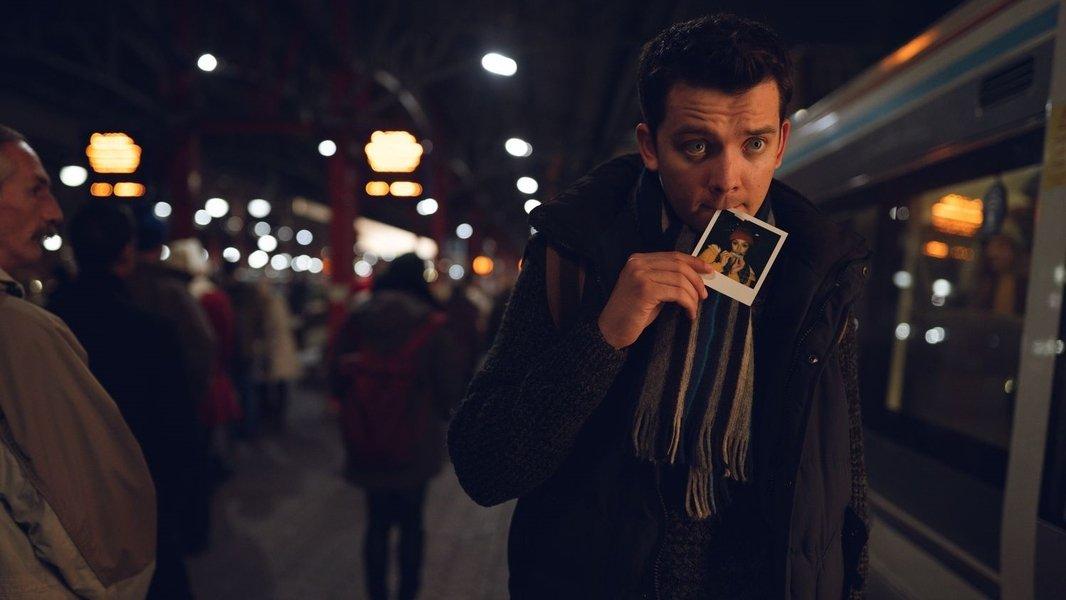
[48,202,199,599]
[0,123,156,597]
[169,240,242,475]
[443,276,483,388]
[220,260,266,438]
[329,253,464,600]
[258,277,302,432]
[128,213,216,554]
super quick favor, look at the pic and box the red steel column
[328,137,357,333]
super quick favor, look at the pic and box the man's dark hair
[637,13,793,134]
[70,202,136,275]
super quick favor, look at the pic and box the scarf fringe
[721,314,755,481]
[685,469,716,520]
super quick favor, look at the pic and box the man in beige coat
[0,124,157,598]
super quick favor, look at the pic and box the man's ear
[636,123,659,171]
[774,119,791,169]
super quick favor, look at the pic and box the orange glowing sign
[366,181,390,196]
[364,131,423,173]
[113,182,145,197]
[90,182,113,197]
[923,240,949,258]
[931,193,983,236]
[86,133,141,174]
[389,181,422,197]
[472,255,495,276]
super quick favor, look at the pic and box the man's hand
[597,252,714,349]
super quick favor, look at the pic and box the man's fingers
[653,281,699,320]
[647,271,702,308]
[641,255,710,298]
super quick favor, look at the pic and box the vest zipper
[780,260,860,402]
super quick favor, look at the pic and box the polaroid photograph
[691,208,787,306]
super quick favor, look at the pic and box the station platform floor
[186,388,513,599]
[184,387,920,599]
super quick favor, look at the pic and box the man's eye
[682,141,707,156]
[745,138,767,152]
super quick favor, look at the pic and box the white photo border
[690,208,788,306]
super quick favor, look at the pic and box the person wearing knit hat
[698,224,759,287]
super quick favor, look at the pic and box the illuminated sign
[86,133,141,174]
[389,181,422,197]
[364,131,423,173]
[114,182,146,197]
[365,181,390,196]
[923,240,949,258]
[931,193,983,236]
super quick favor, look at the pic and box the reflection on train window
[884,164,1039,451]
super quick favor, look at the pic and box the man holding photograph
[449,13,870,600]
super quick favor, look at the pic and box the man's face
[730,238,750,255]
[0,142,62,271]
[637,79,790,231]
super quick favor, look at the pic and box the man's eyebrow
[671,126,718,138]
[744,126,777,136]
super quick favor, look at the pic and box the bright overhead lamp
[154,202,172,219]
[318,139,337,157]
[248,198,271,218]
[248,250,269,269]
[524,199,541,214]
[205,197,229,218]
[481,52,517,76]
[222,247,241,263]
[505,138,532,157]
[296,229,313,245]
[59,165,88,187]
[43,235,63,251]
[257,235,278,252]
[517,176,538,194]
[456,223,473,240]
[197,53,218,72]
[416,198,438,216]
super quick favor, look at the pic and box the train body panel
[775,1,1066,598]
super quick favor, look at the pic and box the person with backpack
[329,252,464,600]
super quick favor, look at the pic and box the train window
[884,164,1039,450]
[847,161,1043,574]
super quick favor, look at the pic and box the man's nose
[41,191,63,226]
[706,149,742,195]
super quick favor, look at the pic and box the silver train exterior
[777,1,1066,598]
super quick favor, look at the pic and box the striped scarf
[632,224,757,520]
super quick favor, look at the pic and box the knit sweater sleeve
[447,236,628,506]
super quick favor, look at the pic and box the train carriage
[777,0,1066,598]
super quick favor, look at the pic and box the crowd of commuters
[0,121,500,599]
